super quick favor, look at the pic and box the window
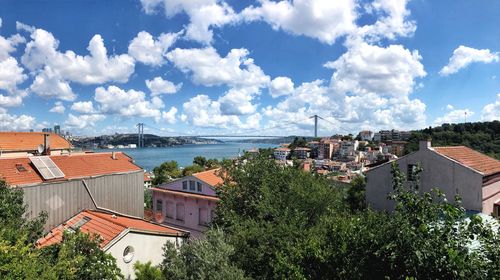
[182,181,187,190]
[197,182,202,192]
[494,203,500,218]
[176,203,185,221]
[199,207,208,226]
[407,164,417,181]
[166,201,174,218]
[189,180,195,191]
[123,246,135,263]
[156,199,163,213]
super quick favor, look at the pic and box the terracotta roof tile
[37,210,187,248]
[192,169,224,186]
[433,146,500,176]
[0,152,142,186]
[0,132,72,152]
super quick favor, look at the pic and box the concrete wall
[153,190,217,234]
[482,180,500,215]
[366,148,484,212]
[23,171,144,230]
[105,231,183,280]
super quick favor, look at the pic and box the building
[0,152,144,230]
[0,132,72,158]
[387,140,407,157]
[373,132,381,142]
[293,147,311,159]
[144,172,153,188]
[54,125,61,135]
[366,140,500,215]
[308,141,320,158]
[339,140,359,159]
[358,130,374,141]
[42,128,53,133]
[318,139,339,160]
[152,169,224,237]
[274,147,291,161]
[37,210,188,279]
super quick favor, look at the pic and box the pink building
[151,169,223,237]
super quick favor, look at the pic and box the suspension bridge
[135,115,349,148]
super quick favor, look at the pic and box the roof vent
[111,214,117,219]
[15,163,27,172]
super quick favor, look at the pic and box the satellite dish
[37,144,44,154]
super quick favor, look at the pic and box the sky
[0,0,499,137]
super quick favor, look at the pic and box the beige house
[366,140,500,215]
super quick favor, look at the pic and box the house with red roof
[0,151,145,230]
[0,132,72,158]
[151,169,224,237]
[37,209,188,279]
[366,140,500,216]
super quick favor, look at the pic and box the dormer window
[189,180,195,190]
[182,181,187,190]
[197,182,202,192]
[15,163,27,172]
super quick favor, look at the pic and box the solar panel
[30,156,65,180]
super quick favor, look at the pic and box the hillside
[72,134,223,149]
[405,121,500,159]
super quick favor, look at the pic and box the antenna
[464,111,467,123]
[37,144,44,154]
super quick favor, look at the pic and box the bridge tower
[136,123,144,148]
[313,114,318,138]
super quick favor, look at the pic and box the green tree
[346,175,366,212]
[193,156,207,167]
[160,229,248,280]
[134,261,162,280]
[152,160,182,185]
[182,164,205,176]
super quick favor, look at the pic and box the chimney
[43,133,51,155]
[111,151,116,160]
[419,139,431,151]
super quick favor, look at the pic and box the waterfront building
[366,140,500,216]
[37,210,188,280]
[152,169,223,237]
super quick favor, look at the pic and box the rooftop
[152,188,220,201]
[0,152,142,186]
[192,168,224,186]
[275,147,291,152]
[37,210,187,248]
[0,132,72,152]
[433,146,500,176]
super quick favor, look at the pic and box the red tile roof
[192,169,224,186]
[274,147,291,152]
[433,146,500,176]
[0,152,142,186]
[0,132,72,152]
[144,172,152,182]
[37,210,187,248]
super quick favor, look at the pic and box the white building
[366,140,500,215]
[339,140,359,158]
[274,147,291,161]
[38,210,188,280]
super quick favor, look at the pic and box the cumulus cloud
[481,93,500,121]
[161,106,178,124]
[434,107,473,125]
[140,0,237,44]
[182,94,241,128]
[145,76,182,95]
[22,28,135,85]
[65,113,105,129]
[71,101,96,114]
[128,31,180,66]
[49,101,65,114]
[94,85,164,120]
[0,108,36,130]
[29,66,75,101]
[0,57,27,94]
[269,76,294,98]
[440,46,499,76]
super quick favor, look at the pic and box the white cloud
[128,31,180,66]
[94,85,164,120]
[182,94,241,128]
[140,0,237,44]
[325,40,426,97]
[161,106,178,124]
[49,101,65,114]
[434,107,473,125]
[440,46,499,76]
[269,76,294,98]
[29,66,75,101]
[71,101,96,114]
[0,108,36,130]
[16,21,35,33]
[241,0,358,45]
[481,93,500,121]
[145,76,182,95]
[0,57,27,93]
[22,28,135,84]
[65,113,105,129]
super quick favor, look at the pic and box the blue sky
[0,0,499,136]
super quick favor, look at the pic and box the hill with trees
[405,121,500,159]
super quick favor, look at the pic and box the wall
[482,180,500,215]
[105,231,184,280]
[161,177,217,197]
[23,171,144,230]
[366,148,484,212]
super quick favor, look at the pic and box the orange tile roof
[0,132,72,152]
[152,187,220,201]
[144,172,152,182]
[37,210,187,248]
[433,146,500,176]
[192,168,224,186]
[0,152,142,186]
[275,147,291,152]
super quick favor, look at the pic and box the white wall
[106,232,183,280]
